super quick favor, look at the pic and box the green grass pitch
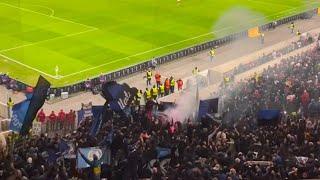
[0,0,318,87]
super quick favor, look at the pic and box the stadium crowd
[0,35,319,180]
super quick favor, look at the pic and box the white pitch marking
[0,29,97,53]
[61,6,309,78]
[0,2,98,30]
[28,4,55,17]
[2,1,318,79]
[0,53,59,79]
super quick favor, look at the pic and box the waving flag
[101,81,137,114]
[10,76,50,135]
[198,98,219,119]
[89,105,104,137]
[77,146,111,169]
[9,97,31,133]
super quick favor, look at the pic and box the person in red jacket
[66,110,76,131]
[154,72,161,88]
[58,109,66,130]
[37,109,46,123]
[37,109,46,132]
[177,78,183,91]
[48,111,57,132]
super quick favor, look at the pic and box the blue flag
[9,97,31,133]
[89,106,104,137]
[198,98,219,119]
[20,76,51,136]
[77,147,111,169]
[102,81,137,114]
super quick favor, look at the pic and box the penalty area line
[0,53,60,79]
[0,2,98,30]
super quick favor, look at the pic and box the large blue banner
[198,98,219,119]
[9,99,31,133]
[89,106,104,137]
[101,81,137,113]
[77,147,111,169]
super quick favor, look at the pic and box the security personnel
[154,72,161,88]
[7,97,14,118]
[224,77,230,84]
[289,22,295,34]
[152,85,158,100]
[146,70,152,86]
[159,83,165,97]
[177,78,183,91]
[170,76,175,93]
[296,30,301,36]
[192,67,200,75]
[164,78,170,95]
[209,48,215,62]
[145,88,151,100]
[260,33,265,44]
[135,90,142,105]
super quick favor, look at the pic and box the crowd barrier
[1,9,317,98]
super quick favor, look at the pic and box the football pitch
[0,0,318,87]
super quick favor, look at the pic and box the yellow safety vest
[192,69,199,75]
[210,50,215,57]
[145,90,151,98]
[7,100,14,108]
[160,85,165,93]
[290,24,294,29]
[136,92,142,100]
[170,79,175,86]
[147,71,152,79]
[224,77,230,83]
[152,87,158,96]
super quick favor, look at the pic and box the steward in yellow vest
[170,77,175,93]
[159,84,165,97]
[145,88,151,100]
[152,85,158,100]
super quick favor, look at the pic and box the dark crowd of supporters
[0,40,319,179]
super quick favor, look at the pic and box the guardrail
[2,9,317,97]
